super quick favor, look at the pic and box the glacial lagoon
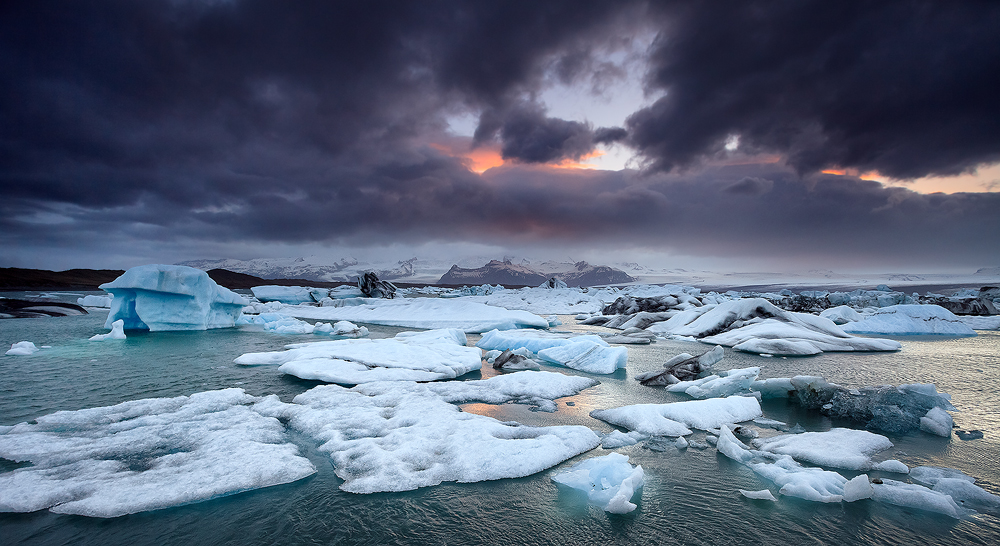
[2,292,998,546]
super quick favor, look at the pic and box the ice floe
[237,313,370,337]
[101,264,247,331]
[77,294,113,308]
[415,371,598,412]
[841,304,977,336]
[910,466,1000,516]
[871,479,972,518]
[89,319,126,341]
[739,489,777,501]
[477,329,608,353]
[253,382,600,493]
[537,340,628,374]
[590,397,762,437]
[751,428,899,471]
[551,453,644,514]
[235,329,482,384]
[251,285,327,305]
[665,366,759,399]
[0,389,316,517]
[645,299,900,355]
[276,297,549,332]
[5,341,39,356]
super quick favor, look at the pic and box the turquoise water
[1,292,999,545]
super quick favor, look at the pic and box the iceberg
[101,265,247,331]
[253,382,600,493]
[910,466,1000,516]
[0,389,316,517]
[752,428,895,471]
[842,304,976,336]
[236,329,483,384]
[77,294,113,308]
[666,366,759,399]
[89,319,126,341]
[590,397,762,436]
[251,285,326,305]
[647,299,901,355]
[537,340,628,374]
[551,453,644,514]
[5,341,39,356]
[871,479,971,518]
[477,329,608,353]
[276,297,549,333]
[819,305,863,325]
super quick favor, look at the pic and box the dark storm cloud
[628,1,1000,178]
[0,1,998,270]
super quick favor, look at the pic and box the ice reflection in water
[1,303,998,545]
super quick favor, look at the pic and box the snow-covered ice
[600,430,648,448]
[89,319,126,341]
[5,341,39,356]
[464,286,612,315]
[551,453,644,513]
[646,299,901,355]
[0,389,316,517]
[276,297,549,333]
[920,407,954,437]
[537,340,628,375]
[819,305,863,325]
[841,304,977,336]
[590,397,762,436]
[253,382,600,493]
[250,285,326,305]
[910,466,1000,516]
[477,329,608,353]
[101,265,247,331]
[417,371,598,411]
[740,489,777,501]
[842,475,874,502]
[666,366,760,399]
[77,294,113,308]
[235,329,483,384]
[752,428,895,471]
[870,479,971,518]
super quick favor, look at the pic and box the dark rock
[956,430,984,440]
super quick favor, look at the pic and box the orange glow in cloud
[430,142,504,173]
[821,165,1000,193]
[431,142,607,173]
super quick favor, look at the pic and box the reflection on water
[1,303,998,545]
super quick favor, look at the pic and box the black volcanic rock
[438,260,548,287]
[554,262,634,287]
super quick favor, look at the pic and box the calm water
[1,292,998,545]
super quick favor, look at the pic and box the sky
[2,0,999,274]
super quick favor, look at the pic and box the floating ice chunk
[717,424,755,463]
[0,389,315,517]
[236,328,482,384]
[240,313,319,334]
[842,304,976,336]
[101,265,247,331]
[277,298,549,333]
[466,285,608,315]
[750,377,797,398]
[819,305,863,325]
[419,371,597,408]
[477,329,607,353]
[546,315,562,326]
[750,456,847,503]
[600,430,648,448]
[740,489,777,501]
[871,479,971,518]
[253,383,600,493]
[552,453,644,514]
[89,319,126,341]
[753,428,894,471]
[667,367,760,399]
[77,294,113,308]
[909,466,976,487]
[874,460,909,473]
[250,285,322,304]
[591,397,762,436]
[920,407,953,437]
[931,478,1000,516]
[537,340,628,374]
[842,475,874,502]
[5,341,39,356]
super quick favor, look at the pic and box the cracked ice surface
[0,389,316,517]
[254,380,600,493]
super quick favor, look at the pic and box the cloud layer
[1,1,997,270]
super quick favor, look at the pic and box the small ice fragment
[6,341,39,356]
[873,460,909,474]
[842,475,874,502]
[89,319,127,341]
[919,407,953,437]
[551,453,644,514]
[740,489,777,501]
